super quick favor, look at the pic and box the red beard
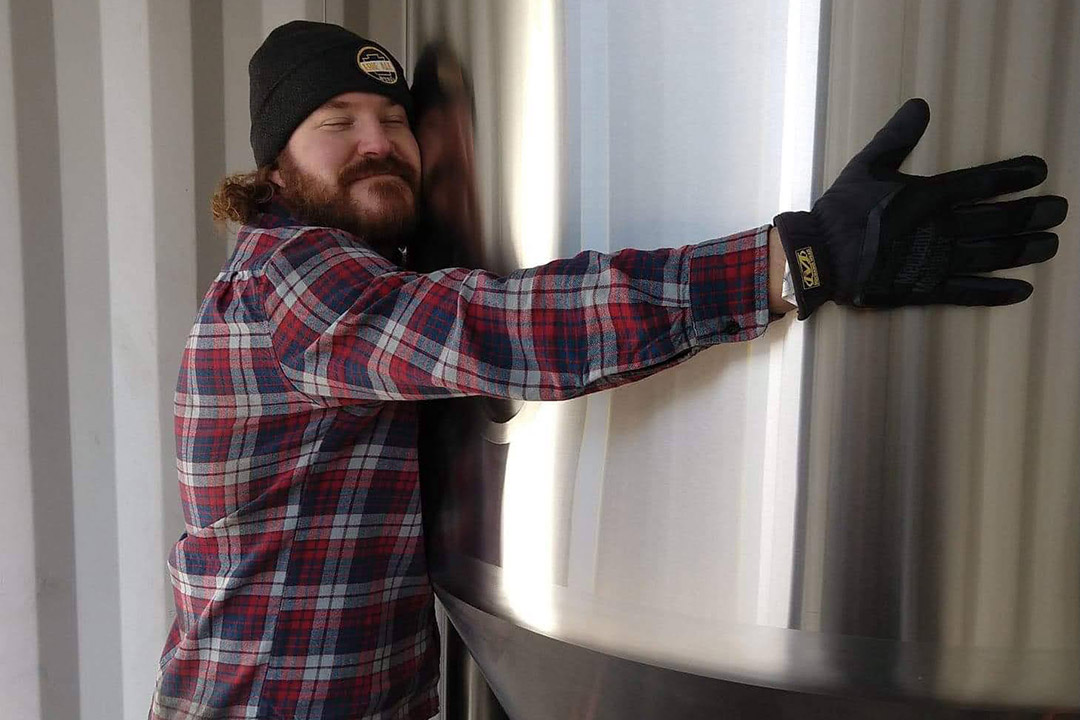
[275,151,421,256]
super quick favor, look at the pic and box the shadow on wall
[9,0,80,718]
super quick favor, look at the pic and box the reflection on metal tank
[408,0,1080,717]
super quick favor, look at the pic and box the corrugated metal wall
[0,3,401,719]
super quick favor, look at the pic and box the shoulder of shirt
[232,217,392,278]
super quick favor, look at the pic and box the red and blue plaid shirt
[151,202,769,720]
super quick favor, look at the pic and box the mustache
[339,157,419,187]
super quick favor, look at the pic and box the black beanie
[248,21,413,168]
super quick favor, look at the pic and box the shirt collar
[251,197,302,229]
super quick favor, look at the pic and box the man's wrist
[768,225,798,315]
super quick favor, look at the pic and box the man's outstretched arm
[259,223,771,404]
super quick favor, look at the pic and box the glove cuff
[773,211,832,319]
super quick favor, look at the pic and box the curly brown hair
[210,165,277,224]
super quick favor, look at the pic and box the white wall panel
[0,1,43,716]
[53,0,126,716]
[6,1,80,718]
[99,0,197,715]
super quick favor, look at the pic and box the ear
[270,167,283,186]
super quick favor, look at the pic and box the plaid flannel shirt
[150,202,769,720]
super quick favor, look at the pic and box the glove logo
[796,247,821,289]
[357,46,398,85]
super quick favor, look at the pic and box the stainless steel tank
[406,1,1080,717]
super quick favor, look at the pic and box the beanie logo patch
[357,46,398,85]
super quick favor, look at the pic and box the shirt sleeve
[259,225,770,403]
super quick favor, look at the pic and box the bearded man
[150,19,1066,720]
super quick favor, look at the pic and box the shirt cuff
[685,224,771,346]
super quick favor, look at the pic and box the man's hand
[774,98,1068,319]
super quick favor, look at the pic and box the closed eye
[320,117,353,129]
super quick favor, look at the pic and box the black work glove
[774,98,1068,319]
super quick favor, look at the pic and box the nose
[354,116,393,158]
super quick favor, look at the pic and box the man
[151,20,1066,720]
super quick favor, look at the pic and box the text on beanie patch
[357,46,398,84]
